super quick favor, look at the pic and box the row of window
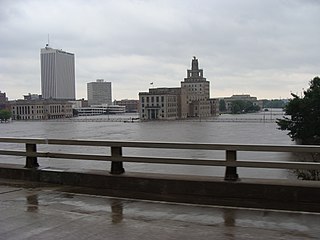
[13,114,72,120]
[141,96,165,103]
[14,115,45,120]
[141,113,177,119]
[188,88,202,92]
[187,84,203,87]
[194,106,210,110]
[141,102,178,108]
[142,103,165,108]
[12,110,45,115]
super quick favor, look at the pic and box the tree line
[219,99,261,114]
[277,76,320,180]
[219,99,286,114]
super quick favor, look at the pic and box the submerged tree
[231,100,260,114]
[262,99,286,108]
[277,76,320,180]
[219,99,227,112]
[0,109,11,122]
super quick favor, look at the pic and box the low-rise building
[114,99,139,113]
[223,94,263,112]
[10,99,73,120]
[74,104,126,116]
[23,93,42,100]
[69,99,89,109]
[139,88,185,120]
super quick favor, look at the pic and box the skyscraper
[41,46,75,100]
[87,79,112,106]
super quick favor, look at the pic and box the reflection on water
[110,199,123,224]
[223,208,236,240]
[0,112,294,179]
[223,208,236,227]
[26,194,39,212]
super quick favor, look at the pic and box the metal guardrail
[0,137,320,181]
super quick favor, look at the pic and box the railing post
[224,150,238,181]
[25,143,39,168]
[110,146,125,174]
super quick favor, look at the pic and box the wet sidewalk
[0,179,319,240]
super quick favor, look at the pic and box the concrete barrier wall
[1,163,320,213]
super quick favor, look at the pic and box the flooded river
[0,110,295,179]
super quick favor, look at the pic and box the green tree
[219,99,227,112]
[263,99,286,108]
[277,76,320,180]
[231,100,260,114]
[277,76,320,145]
[0,109,12,122]
[231,101,242,114]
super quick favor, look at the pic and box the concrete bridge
[1,178,320,240]
[0,137,320,213]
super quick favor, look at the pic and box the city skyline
[1,0,319,100]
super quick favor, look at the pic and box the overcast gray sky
[1,0,319,100]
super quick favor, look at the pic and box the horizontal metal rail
[1,137,320,181]
[1,150,319,170]
[1,137,320,152]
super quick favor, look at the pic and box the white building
[87,79,112,106]
[41,46,75,100]
[75,105,125,116]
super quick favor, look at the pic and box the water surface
[0,111,294,179]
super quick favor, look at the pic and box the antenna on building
[46,34,50,48]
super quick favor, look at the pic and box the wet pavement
[0,179,320,240]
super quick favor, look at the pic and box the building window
[142,97,144,103]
